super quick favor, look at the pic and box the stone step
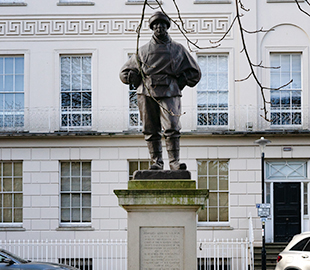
[254,243,287,270]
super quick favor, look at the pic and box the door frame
[265,181,307,243]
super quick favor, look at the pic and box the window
[270,53,301,125]
[60,161,91,224]
[266,161,307,180]
[0,162,23,224]
[197,160,229,222]
[290,237,310,251]
[197,55,228,127]
[60,56,92,129]
[129,160,150,180]
[127,54,142,129]
[0,56,24,129]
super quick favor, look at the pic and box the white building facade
[0,0,310,246]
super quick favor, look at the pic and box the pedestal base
[114,176,208,270]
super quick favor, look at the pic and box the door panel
[274,182,301,242]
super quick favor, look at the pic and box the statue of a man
[120,11,201,170]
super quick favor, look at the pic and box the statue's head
[149,11,171,30]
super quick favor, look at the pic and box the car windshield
[0,249,28,263]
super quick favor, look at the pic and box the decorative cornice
[0,14,231,39]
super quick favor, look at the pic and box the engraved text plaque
[140,227,184,270]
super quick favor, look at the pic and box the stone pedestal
[114,171,208,270]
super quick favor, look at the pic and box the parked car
[0,248,79,269]
[275,232,310,270]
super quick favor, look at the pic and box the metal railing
[197,238,250,270]
[0,239,127,270]
[0,105,309,133]
[0,238,252,270]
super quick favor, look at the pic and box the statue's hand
[128,70,142,89]
[177,74,187,90]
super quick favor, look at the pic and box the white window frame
[0,55,25,131]
[59,161,92,227]
[59,54,93,130]
[263,46,308,130]
[0,161,23,228]
[270,53,302,126]
[197,160,230,227]
[196,54,229,128]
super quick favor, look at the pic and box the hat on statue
[149,11,171,29]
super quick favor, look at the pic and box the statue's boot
[166,137,187,170]
[147,140,164,170]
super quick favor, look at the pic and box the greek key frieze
[0,15,230,38]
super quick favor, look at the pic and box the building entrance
[273,182,301,242]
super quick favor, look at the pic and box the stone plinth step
[133,170,191,180]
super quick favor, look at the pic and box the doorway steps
[254,243,287,270]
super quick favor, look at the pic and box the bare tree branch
[234,0,292,121]
[295,0,310,16]
[210,16,238,44]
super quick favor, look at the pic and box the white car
[275,232,310,270]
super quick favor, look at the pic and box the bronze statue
[120,11,201,170]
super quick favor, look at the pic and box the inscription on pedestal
[140,227,184,270]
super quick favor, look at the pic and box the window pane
[82,194,91,207]
[13,178,22,192]
[61,194,70,207]
[14,193,22,208]
[129,162,138,176]
[61,208,70,222]
[198,177,208,189]
[82,177,91,191]
[15,57,24,74]
[61,162,70,176]
[71,162,80,176]
[60,161,91,224]
[3,163,12,177]
[82,208,91,222]
[209,193,217,206]
[219,207,228,221]
[5,58,13,74]
[209,208,218,222]
[72,208,80,222]
[209,161,218,176]
[72,194,80,207]
[72,177,80,191]
[14,208,22,223]
[209,177,218,190]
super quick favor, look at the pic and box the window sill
[0,226,26,231]
[57,226,94,231]
[57,2,95,6]
[0,2,27,6]
[197,225,233,230]
[194,0,231,3]
[126,1,162,5]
